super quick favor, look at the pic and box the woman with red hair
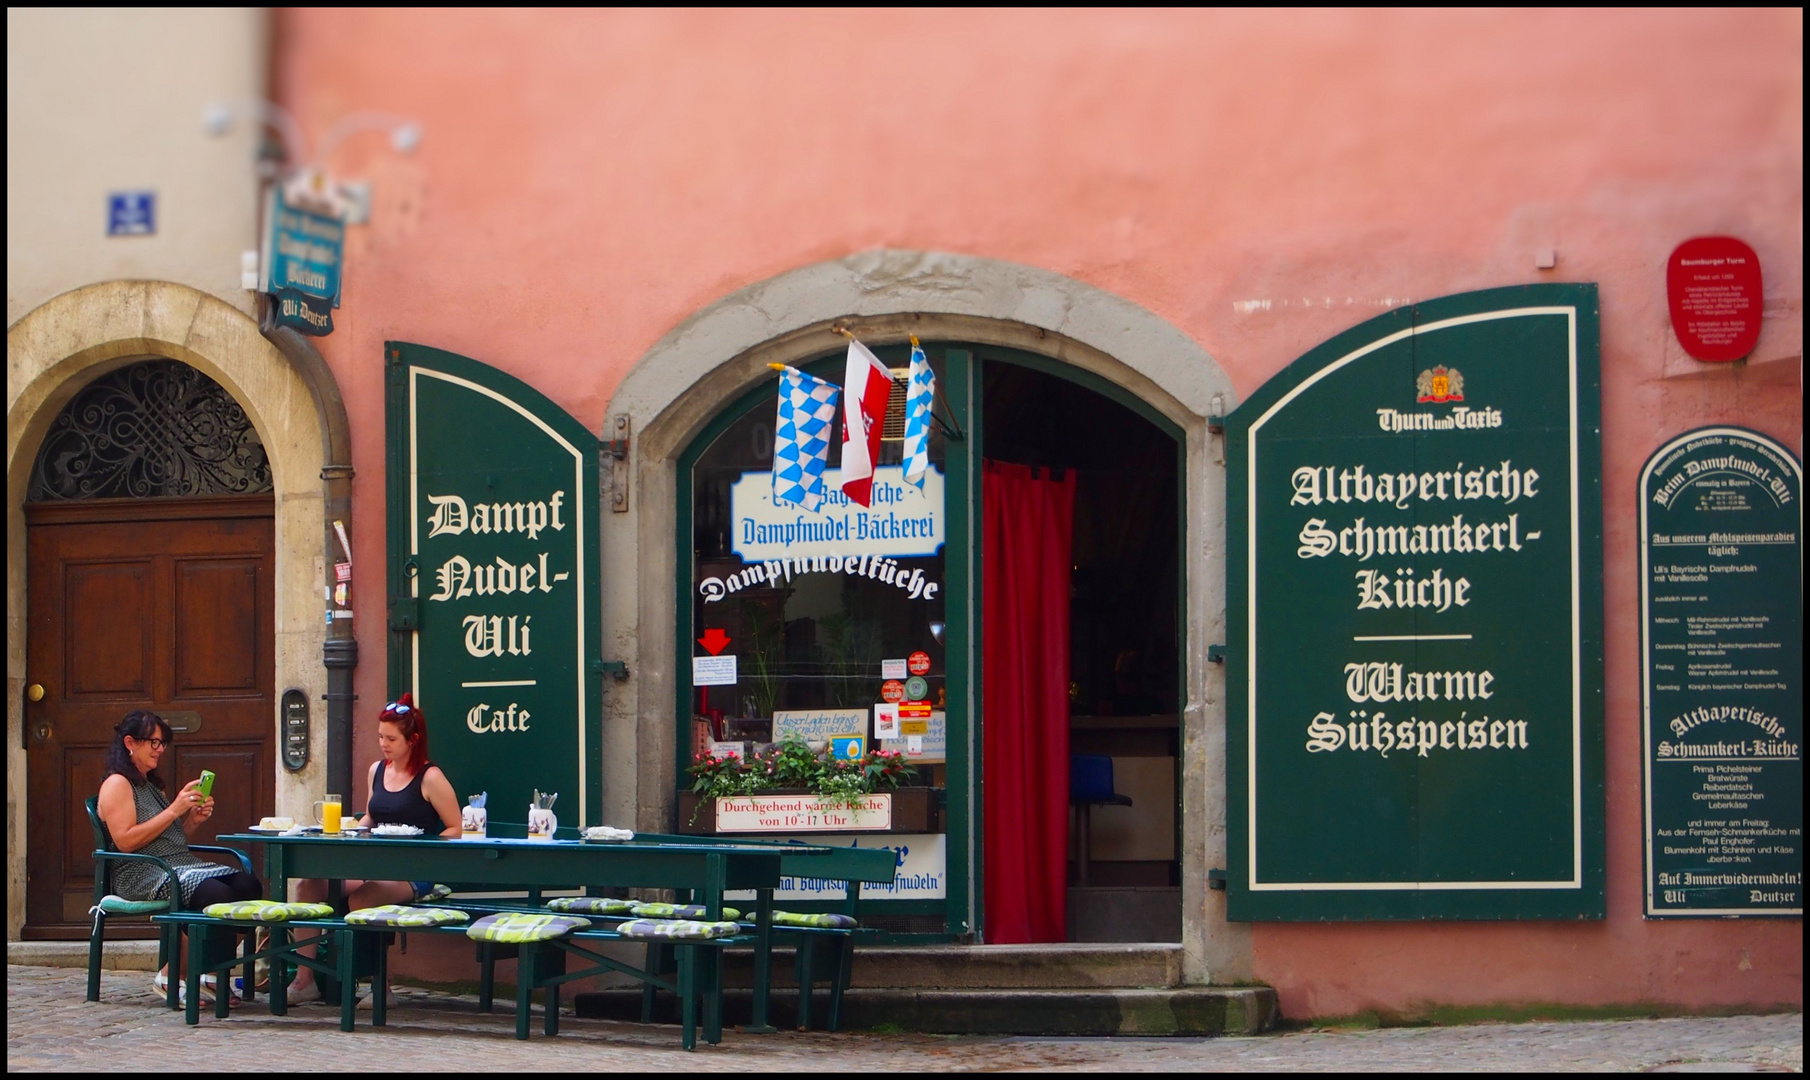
[289,694,461,1001]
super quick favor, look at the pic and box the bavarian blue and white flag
[771,364,840,512]
[901,341,935,490]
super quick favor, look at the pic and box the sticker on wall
[903,676,930,702]
[908,651,932,676]
[881,658,908,680]
[874,702,900,739]
[830,735,866,761]
[882,711,945,763]
[881,680,905,703]
[773,708,869,745]
[692,654,737,686]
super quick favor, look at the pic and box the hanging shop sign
[1667,237,1763,363]
[275,289,333,336]
[260,185,343,301]
[1226,284,1605,920]
[729,464,946,562]
[1640,427,1802,917]
[385,341,604,830]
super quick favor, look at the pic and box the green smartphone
[195,770,216,798]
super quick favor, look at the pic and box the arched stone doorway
[601,251,1251,982]
[7,281,331,939]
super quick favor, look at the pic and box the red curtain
[982,459,1076,943]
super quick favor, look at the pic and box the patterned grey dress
[108,777,236,904]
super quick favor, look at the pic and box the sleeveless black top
[368,761,446,832]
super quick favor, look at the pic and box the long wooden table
[218,829,829,1035]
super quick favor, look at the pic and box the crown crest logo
[1416,365,1464,403]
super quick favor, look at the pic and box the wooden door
[24,495,275,937]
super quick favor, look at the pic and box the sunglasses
[386,702,411,714]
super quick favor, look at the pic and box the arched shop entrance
[679,342,1183,942]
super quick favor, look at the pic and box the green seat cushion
[419,884,454,902]
[546,896,636,916]
[344,904,470,927]
[616,918,742,941]
[763,911,859,930]
[627,901,742,921]
[465,912,590,943]
[94,895,169,916]
[201,899,336,922]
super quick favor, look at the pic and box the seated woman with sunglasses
[96,710,265,1004]
[289,695,461,1001]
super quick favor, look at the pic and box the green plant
[754,736,821,788]
[687,750,758,824]
[685,741,919,820]
[735,598,783,718]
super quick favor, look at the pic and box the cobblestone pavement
[7,966,1800,1072]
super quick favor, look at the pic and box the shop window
[686,349,951,844]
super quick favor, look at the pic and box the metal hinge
[388,558,420,631]
[590,659,630,681]
[1208,868,1228,891]
[388,597,419,632]
[604,414,630,513]
[1207,644,1226,664]
[1207,414,1225,435]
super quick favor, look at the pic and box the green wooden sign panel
[385,341,603,830]
[1640,427,1803,917]
[1227,285,1605,920]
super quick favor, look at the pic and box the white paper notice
[881,658,908,680]
[874,702,900,739]
[907,734,923,754]
[692,654,737,686]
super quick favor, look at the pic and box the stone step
[575,985,1276,1036]
[8,940,160,971]
[718,942,1183,989]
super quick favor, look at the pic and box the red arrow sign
[698,628,731,655]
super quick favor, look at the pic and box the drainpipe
[259,299,357,798]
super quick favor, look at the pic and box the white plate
[246,826,288,833]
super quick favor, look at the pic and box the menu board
[1226,284,1605,920]
[1640,427,1802,917]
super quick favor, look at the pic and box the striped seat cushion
[465,912,590,943]
[627,901,742,921]
[344,904,470,927]
[201,899,335,922]
[615,918,741,941]
[545,896,636,916]
[763,911,859,930]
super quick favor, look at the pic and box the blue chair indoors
[1069,754,1133,886]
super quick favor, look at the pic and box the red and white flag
[839,339,893,507]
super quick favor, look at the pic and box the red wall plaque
[1666,236,1763,362]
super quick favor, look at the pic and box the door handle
[26,683,44,702]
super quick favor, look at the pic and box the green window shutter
[385,341,604,830]
[1225,285,1605,920]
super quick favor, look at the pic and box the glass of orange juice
[312,794,343,834]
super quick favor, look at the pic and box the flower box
[678,786,937,835]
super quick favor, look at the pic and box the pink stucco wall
[275,9,1802,1015]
